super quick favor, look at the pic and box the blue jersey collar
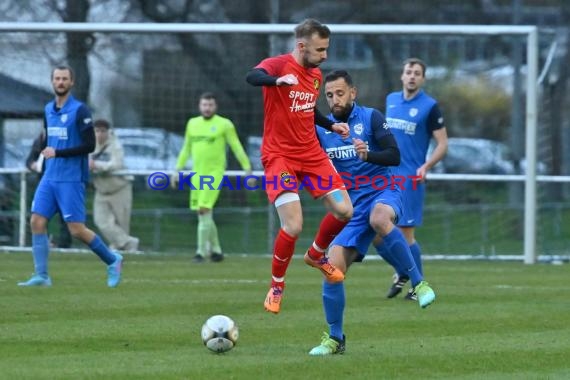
[51,94,76,113]
[400,89,424,103]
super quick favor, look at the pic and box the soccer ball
[201,315,239,353]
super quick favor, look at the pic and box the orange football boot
[304,251,344,283]
[264,285,284,314]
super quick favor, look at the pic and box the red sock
[271,228,297,283]
[270,280,286,290]
[307,213,349,260]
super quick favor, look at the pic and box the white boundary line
[1,246,567,263]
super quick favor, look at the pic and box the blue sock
[89,235,116,265]
[410,242,423,276]
[383,228,422,287]
[375,240,404,276]
[32,234,49,276]
[323,281,345,340]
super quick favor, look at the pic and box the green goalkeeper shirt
[175,114,251,175]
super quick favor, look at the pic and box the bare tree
[136,0,271,138]
[1,0,94,102]
[59,0,94,102]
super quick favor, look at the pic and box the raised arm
[314,108,349,137]
[246,68,299,87]
[246,68,278,86]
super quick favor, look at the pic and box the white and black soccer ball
[201,315,239,353]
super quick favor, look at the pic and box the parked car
[429,137,547,175]
[114,127,189,171]
[113,127,190,189]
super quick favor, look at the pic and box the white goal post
[0,22,540,263]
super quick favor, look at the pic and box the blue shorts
[31,179,86,223]
[331,188,403,261]
[398,178,425,227]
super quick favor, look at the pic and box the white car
[114,127,190,171]
[429,138,548,175]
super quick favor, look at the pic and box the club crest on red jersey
[314,79,320,90]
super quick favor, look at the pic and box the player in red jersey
[246,19,353,314]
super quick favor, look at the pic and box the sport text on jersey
[289,91,316,113]
[386,117,416,135]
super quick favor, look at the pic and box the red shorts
[261,153,346,204]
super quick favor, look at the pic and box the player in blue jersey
[308,70,435,356]
[374,58,448,300]
[18,66,123,288]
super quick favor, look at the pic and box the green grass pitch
[1,253,569,380]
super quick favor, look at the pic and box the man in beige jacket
[90,119,139,251]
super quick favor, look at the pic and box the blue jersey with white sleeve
[316,103,393,205]
[43,95,92,182]
[385,90,444,176]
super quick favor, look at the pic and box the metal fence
[1,169,569,261]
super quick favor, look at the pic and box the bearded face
[52,69,74,97]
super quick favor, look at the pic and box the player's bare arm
[418,127,448,181]
[352,138,368,161]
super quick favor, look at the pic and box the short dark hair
[294,18,331,40]
[402,58,426,76]
[51,65,74,81]
[93,119,111,129]
[324,70,354,86]
[199,92,216,102]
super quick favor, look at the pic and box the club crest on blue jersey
[353,123,363,135]
[61,114,68,123]
[409,108,418,117]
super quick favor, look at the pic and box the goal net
[0,22,568,262]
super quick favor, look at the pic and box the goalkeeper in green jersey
[174,92,252,263]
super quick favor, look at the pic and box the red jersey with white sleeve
[255,54,324,160]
